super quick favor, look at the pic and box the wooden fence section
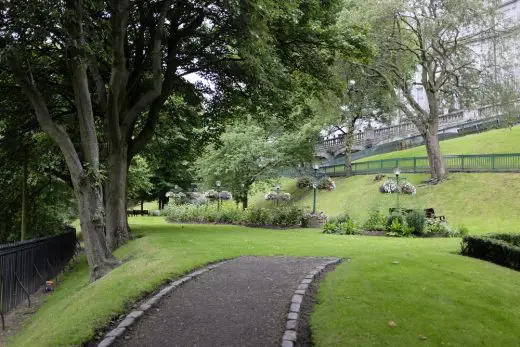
[322,153,520,176]
[0,230,76,324]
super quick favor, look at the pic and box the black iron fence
[0,229,76,325]
[322,153,520,176]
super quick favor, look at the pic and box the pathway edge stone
[96,260,228,347]
[280,257,342,347]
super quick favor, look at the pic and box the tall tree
[1,0,369,278]
[347,0,503,183]
[195,120,318,210]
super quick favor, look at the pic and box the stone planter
[307,217,327,229]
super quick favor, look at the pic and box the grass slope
[10,220,520,347]
[357,125,520,162]
[251,173,520,234]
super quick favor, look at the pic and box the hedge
[461,234,520,271]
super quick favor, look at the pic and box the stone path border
[97,260,229,347]
[281,257,342,347]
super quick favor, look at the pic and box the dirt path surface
[113,256,333,347]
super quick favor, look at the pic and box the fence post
[380,160,383,171]
[492,155,496,170]
[461,156,465,171]
[413,157,417,173]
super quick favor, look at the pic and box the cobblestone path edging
[281,257,342,347]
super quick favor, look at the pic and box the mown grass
[250,173,520,235]
[357,125,520,162]
[10,220,520,347]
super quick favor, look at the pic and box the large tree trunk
[344,127,355,177]
[423,128,446,183]
[105,147,130,250]
[75,179,119,281]
[20,153,28,241]
[242,195,248,210]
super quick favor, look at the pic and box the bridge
[315,106,505,164]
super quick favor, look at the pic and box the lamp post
[312,164,319,213]
[394,167,401,211]
[216,180,221,211]
[275,184,281,206]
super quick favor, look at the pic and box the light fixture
[313,164,319,171]
[393,167,401,177]
[216,181,221,187]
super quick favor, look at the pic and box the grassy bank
[10,220,520,346]
[357,125,520,162]
[252,173,520,234]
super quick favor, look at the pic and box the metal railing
[322,153,520,176]
[0,230,76,326]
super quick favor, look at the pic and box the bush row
[323,208,468,238]
[461,234,520,271]
[164,203,304,228]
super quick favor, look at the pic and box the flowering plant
[264,192,291,201]
[379,180,416,195]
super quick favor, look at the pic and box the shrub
[322,216,360,235]
[317,177,336,191]
[268,205,303,227]
[456,224,470,236]
[424,219,452,236]
[296,177,313,189]
[406,210,426,234]
[461,235,520,271]
[386,212,404,230]
[386,218,413,237]
[363,208,387,231]
[328,214,351,225]
[487,233,520,247]
[245,207,270,226]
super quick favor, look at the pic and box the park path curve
[109,256,338,347]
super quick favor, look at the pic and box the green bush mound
[323,214,360,235]
[164,203,304,228]
[461,234,520,271]
[323,207,468,238]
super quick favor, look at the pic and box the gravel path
[112,256,333,347]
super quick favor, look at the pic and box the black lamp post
[215,181,222,211]
[312,164,319,213]
[394,167,401,211]
[276,184,281,206]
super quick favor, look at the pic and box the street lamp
[215,180,222,211]
[348,79,356,92]
[313,164,320,213]
[275,184,281,206]
[393,167,401,211]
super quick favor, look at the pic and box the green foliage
[194,121,319,208]
[164,203,304,228]
[386,212,404,230]
[386,218,412,237]
[322,215,360,235]
[487,233,520,247]
[127,156,155,205]
[424,220,452,236]
[363,207,386,231]
[462,234,520,271]
[405,210,426,234]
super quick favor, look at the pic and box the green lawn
[357,125,520,162]
[10,220,520,347]
[250,173,520,235]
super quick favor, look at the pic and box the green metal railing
[322,153,520,176]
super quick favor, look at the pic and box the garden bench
[424,208,445,221]
[126,210,150,216]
